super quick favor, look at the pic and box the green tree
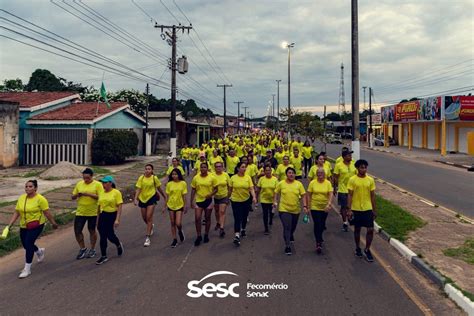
[25,69,65,91]
[325,112,341,121]
[1,78,24,91]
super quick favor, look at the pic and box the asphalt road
[316,142,474,218]
[0,176,458,315]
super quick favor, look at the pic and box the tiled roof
[29,102,128,121]
[0,91,79,108]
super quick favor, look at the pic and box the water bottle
[1,226,9,239]
[303,214,310,224]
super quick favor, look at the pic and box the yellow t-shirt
[98,189,123,213]
[290,156,304,176]
[308,164,332,180]
[72,180,103,216]
[324,160,332,171]
[245,164,258,178]
[333,161,357,193]
[275,180,306,214]
[15,193,49,228]
[235,145,244,158]
[166,165,185,176]
[181,148,190,159]
[257,176,279,203]
[226,155,240,174]
[275,164,293,181]
[191,173,217,202]
[166,180,188,211]
[213,172,231,199]
[229,174,254,202]
[136,175,162,203]
[347,175,376,211]
[302,146,312,159]
[274,152,285,165]
[209,155,224,173]
[307,179,333,211]
[191,148,200,160]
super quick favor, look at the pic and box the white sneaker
[18,269,31,279]
[144,237,151,247]
[150,224,155,236]
[36,248,45,263]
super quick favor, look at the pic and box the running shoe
[290,235,295,243]
[203,234,210,243]
[117,243,124,256]
[264,229,270,235]
[178,229,185,242]
[214,223,220,231]
[96,256,109,265]
[36,248,45,263]
[18,269,31,279]
[342,223,349,232]
[233,235,240,246]
[241,229,247,237]
[355,247,363,258]
[76,248,87,260]
[144,237,151,247]
[194,236,202,246]
[150,224,155,236]
[87,249,96,258]
[219,229,225,238]
[364,249,374,262]
[316,243,322,255]
[285,247,292,255]
[171,239,178,248]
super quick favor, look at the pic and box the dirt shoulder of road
[374,179,474,294]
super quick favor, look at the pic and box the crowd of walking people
[3,130,377,279]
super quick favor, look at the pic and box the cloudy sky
[1,0,472,117]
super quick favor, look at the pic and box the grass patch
[0,200,16,208]
[443,238,474,265]
[89,166,111,174]
[22,170,43,178]
[375,195,425,242]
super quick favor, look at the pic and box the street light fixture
[282,42,295,140]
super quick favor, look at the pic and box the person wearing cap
[71,168,104,260]
[260,149,278,169]
[96,175,123,265]
[333,149,357,232]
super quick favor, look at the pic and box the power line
[376,86,474,105]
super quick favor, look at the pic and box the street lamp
[282,42,294,140]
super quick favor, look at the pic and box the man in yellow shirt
[348,159,376,262]
[333,149,357,232]
[72,168,103,259]
[290,148,304,180]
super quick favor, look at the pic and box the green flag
[100,82,111,109]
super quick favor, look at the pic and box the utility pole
[362,86,367,112]
[154,23,192,158]
[351,0,360,160]
[369,87,373,148]
[323,105,327,152]
[286,43,295,140]
[276,79,281,130]
[243,106,249,133]
[217,84,232,135]
[144,83,150,156]
[234,101,244,134]
[272,94,276,128]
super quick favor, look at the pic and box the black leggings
[310,210,328,243]
[231,199,251,233]
[303,158,312,176]
[98,212,121,257]
[20,224,44,264]
[261,203,274,230]
[279,212,300,247]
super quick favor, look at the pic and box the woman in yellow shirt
[273,167,307,255]
[166,158,185,177]
[190,162,218,246]
[302,140,313,178]
[96,176,124,265]
[180,144,191,176]
[229,162,257,246]
[290,148,304,180]
[275,156,293,181]
[134,164,166,247]
[212,162,231,238]
[6,180,58,278]
[308,153,333,181]
[256,166,279,235]
[209,149,224,173]
[165,168,188,248]
[306,167,333,254]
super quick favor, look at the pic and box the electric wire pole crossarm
[217,84,232,135]
[154,23,192,158]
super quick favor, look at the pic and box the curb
[435,160,473,171]
[374,220,474,314]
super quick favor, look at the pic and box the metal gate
[23,129,88,165]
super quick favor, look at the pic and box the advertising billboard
[381,105,395,123]
[445,96,474,121]
[418,97,441,121]
[394,101,419,122]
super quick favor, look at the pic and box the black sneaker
[316,243,322,255]
[117,243,124,256]
[219,229,225,238]
[364,249,374,262]
[264,229,270,235]
[87,249,96,259]
[95,256,108,265]
[171,239,178,248]
[342,223,349,232]
[233,235,240,246]
[214,224,220,231]
[355,247,363,258]
[241,229,247,237]
[285,247,292,255]
[194,236,202,247]
[76,248,88,260]
[203,234,210,243]
[178,230,185,242]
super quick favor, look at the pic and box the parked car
[341,132,352,139]
[325,133,343,144]
[374,135,397,146]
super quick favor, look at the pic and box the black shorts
[74,215,97,235]
[214,197,229,205]
[352,210,374,228]
[168,207,184,212]
[338,193,349,209]
[196,198,213,209]
[138,194,159,208]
